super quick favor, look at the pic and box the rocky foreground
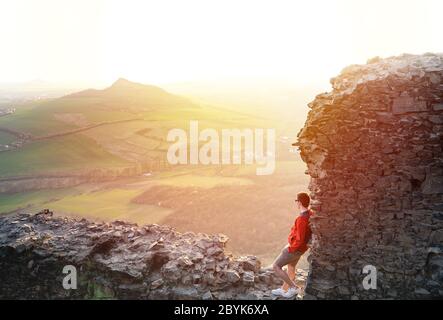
[0,210,307,300]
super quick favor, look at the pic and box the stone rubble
[297,53,443,299]
[0,209,307,300]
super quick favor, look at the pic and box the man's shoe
[282,287,299,299]
[271,288,286,296]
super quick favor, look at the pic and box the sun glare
[0,0,442,86]
[102,0,347,84]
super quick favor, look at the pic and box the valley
[0,78,310,267]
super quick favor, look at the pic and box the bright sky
[1,0,442,87]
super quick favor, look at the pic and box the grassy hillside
[0,79,278,177]
[0,134,130,177]
[0,132,15,145]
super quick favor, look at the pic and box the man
[271,192,313,298]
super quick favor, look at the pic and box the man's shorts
[273,245,303,268]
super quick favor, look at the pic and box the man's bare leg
[282,264,296,291]
[272,263,296,288]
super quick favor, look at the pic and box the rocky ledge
[0,210,307,300]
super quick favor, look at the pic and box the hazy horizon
[2,0,443,89]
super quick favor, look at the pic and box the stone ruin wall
[297,53,443,299]
[0,210,308,300]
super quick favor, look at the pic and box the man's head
[295,192,310,210]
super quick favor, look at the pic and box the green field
[0,188,78,214]
[0,101,75,136]
[0,134,130,177]
[32,188,173,225]
[0,132,15,145]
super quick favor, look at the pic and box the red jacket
[288,209,313,253]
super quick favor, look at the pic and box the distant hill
[65,78,191,112]
[0,79,275,178]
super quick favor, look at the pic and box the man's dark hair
[297,192,310,208]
